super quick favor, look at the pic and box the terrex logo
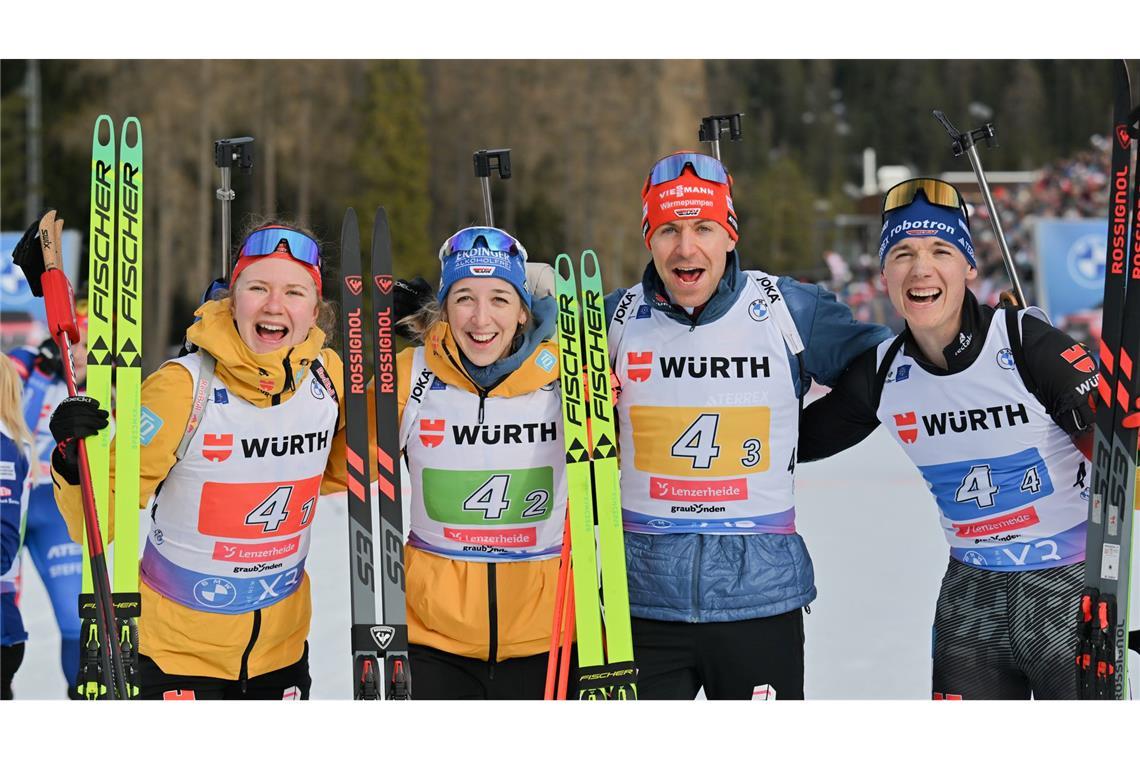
[420,419,445,448]
[627,352,653,382]
[374,275,393,294]
[1061,344,1095,374]
[203,433,234,462]
[893,412,918,444]
[345,276,363,296]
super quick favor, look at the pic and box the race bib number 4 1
[198,474,321,538]
[630,406,771,477]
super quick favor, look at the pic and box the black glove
[11,212,53,297]
[393,276,434,341]
[49,396,109,486]
[34,338,64,378]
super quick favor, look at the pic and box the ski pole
[213,137,254,285]
[931,110,1026,308]
[472,148,511,227]
[698,113,744,162]
[36,210,127,699]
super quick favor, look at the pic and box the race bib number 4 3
[630,406,771,477]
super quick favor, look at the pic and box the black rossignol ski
[1077,59,1140,700]
[340,208,383,699]
[368,208,411,699]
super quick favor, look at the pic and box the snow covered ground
[8,427,1136,699]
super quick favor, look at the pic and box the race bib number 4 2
[630,406,771,477]
[422,467,555,525]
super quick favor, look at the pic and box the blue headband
[438,233,531,309]
[878,195,976,270]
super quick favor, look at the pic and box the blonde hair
[0,354,34,454]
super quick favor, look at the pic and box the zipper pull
[478,392,487,424]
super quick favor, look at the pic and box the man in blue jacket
[603,152,890,699]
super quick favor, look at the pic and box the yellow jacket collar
[186,298,327,404]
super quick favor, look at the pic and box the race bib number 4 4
[630,406,771,477]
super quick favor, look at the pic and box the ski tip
[343,207,358,224]
[580,250,600,279]
[121,117,142,149]
[93,115,114,146]
[555,253,574,280]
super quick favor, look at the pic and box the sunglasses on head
[440,227,527,261]
[237,226,321,267]
[882,178,968,221]
[643,152,731,194]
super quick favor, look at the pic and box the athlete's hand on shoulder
[49,396,109,485]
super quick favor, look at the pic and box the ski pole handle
[37,211,80,344]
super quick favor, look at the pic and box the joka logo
[996,348,1016,371]
[345,276,363,296]
[374,275,393,294]
[370,625,396,650]
[203,433,234,462]
[1117,124,1132,150]
[420,419,445,448]
[1061,344,1095,374]
[748,299,769,322]
[213,388,229,405]
[893,412,918,444]
[469,266,496,276]
[627,352,653,382]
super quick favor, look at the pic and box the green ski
[555,251,636,699]
[113,117,143,696]
[78,114,117,699]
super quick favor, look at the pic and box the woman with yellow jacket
[48,223,348,699]
[397,226,568,698]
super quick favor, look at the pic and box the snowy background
[9,425,1137,700]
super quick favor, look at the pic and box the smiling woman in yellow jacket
[49,223,348,700]
[396,226,569,699]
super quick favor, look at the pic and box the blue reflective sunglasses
[237,226,321,266]
[439,226,527,261]
[644,152,731,192]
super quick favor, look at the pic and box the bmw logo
[648,519,673,529]
[310,377,326,399]
[996,348,1016,370]
[193,578,238,609]
[749,299,770,322]
[1066,233,1106,290]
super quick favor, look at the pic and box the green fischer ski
[555,254,605,696]
[555,251,636,699]
[79,115,117,699]
[579,250,635,699]
[113,117,143,696]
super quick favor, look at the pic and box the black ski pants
[631,609,805,700]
